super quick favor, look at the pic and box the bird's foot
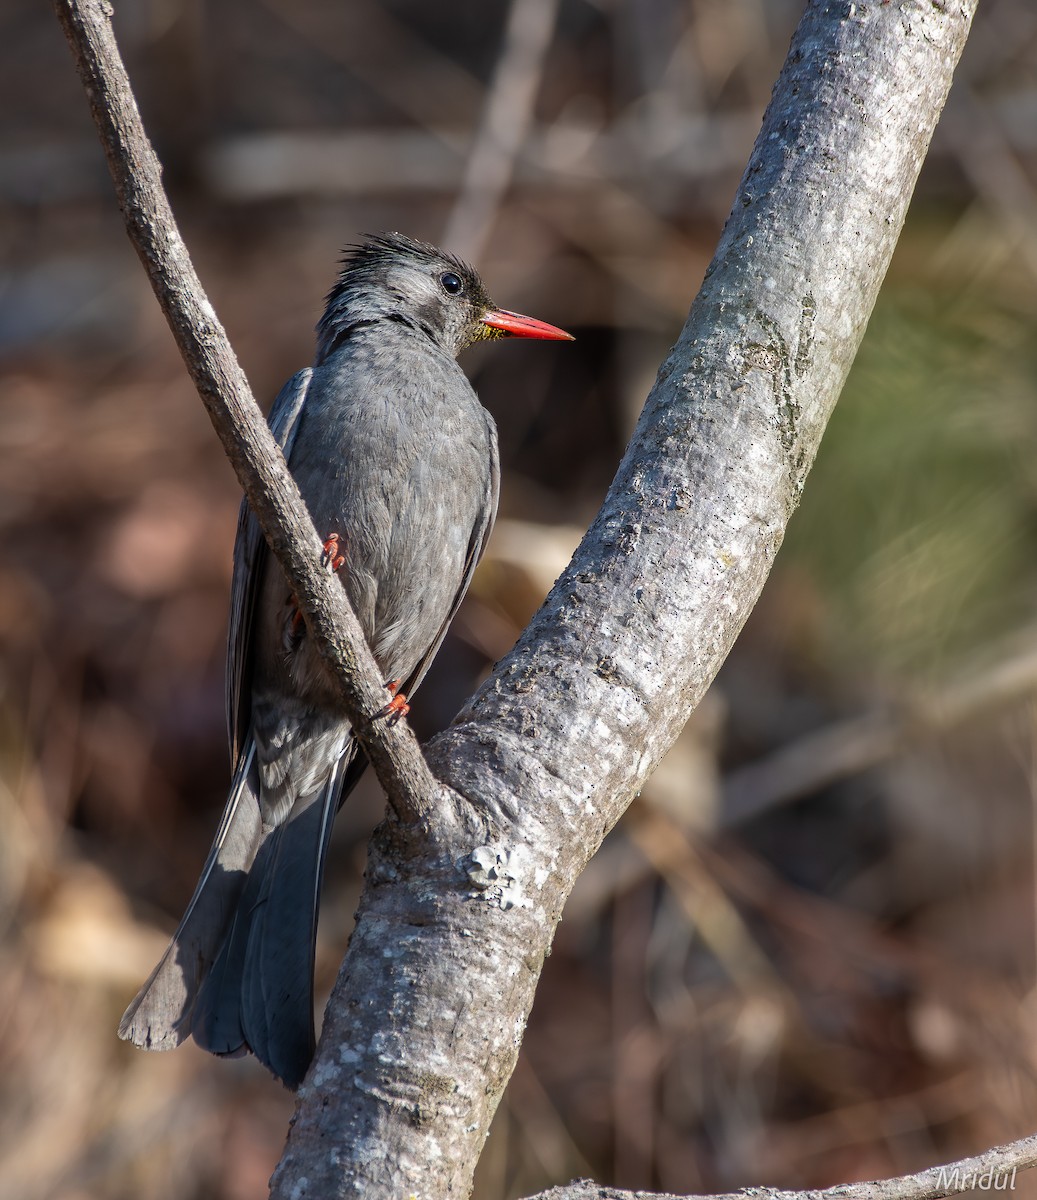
[283,535,345,645]
[373,678,410,727]
[320,532,346,573]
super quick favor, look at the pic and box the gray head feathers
[317,233,494,362]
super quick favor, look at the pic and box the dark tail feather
[118,744,264,1050]
[191,756,347,1089]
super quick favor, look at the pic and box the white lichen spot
[468,844,501,884]
[763,276,777,291]
[310,1056,336,1089]
[465,844,530,910]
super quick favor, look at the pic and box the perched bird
[119,233,572,1088]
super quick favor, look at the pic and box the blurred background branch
[4,1,1037,1198]
[443,0,561,260]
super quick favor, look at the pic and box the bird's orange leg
[373,678,410,726]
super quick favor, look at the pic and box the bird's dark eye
[440,271,464,296]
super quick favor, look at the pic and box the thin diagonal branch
[52,0,442,829]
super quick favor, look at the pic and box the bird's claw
[287,535,345,642]
[321,532,346,573]
[373,678,410,727]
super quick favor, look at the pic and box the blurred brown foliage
[4,0,1037,1197]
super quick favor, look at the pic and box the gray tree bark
[55,0,993,1197]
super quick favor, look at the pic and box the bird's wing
[403,409,501,699]
[226,368,313,764]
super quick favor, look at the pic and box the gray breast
[253,326,496,708]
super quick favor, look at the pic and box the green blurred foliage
[785,237,1037,675]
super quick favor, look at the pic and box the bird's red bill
[481,308,574,341]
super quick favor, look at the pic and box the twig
[524,1127,1037,1198]
[51,0,441,829]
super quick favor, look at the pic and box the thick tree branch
[279,0,984,1190]
[275,1,984,1194]
[52,0,442,831]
